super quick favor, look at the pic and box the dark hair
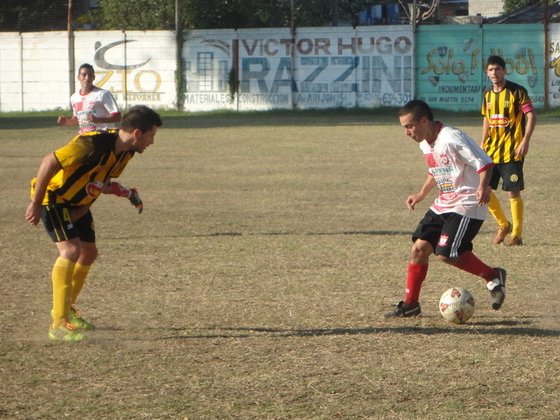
[398,99,434,122]
[121,105,163,133]
[487,55,506,69]
[78,63,94,74]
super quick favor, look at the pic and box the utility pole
[67,0,75,103]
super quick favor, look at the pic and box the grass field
[1,108,559,419]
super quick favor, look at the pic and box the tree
[396,0,440,24]
[502,0,543,15]
[79,0,378,31]
[0,0,67,32]
[86,0,176,30]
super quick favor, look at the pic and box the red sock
[453,250,497,282]
[404,263,429,306]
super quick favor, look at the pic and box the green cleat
[68,307,95,331]
[49,323,86,342]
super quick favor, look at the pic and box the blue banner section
[416,24,544,111]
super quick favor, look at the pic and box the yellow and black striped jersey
[481,80,534,164]
[33,129,134,206]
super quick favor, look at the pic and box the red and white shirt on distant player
[71,87,120,134]
[420,123,494,220]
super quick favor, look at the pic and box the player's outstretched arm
[105,181,143,213]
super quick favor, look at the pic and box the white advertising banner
[182,26,414,111]
[183,29,239,111]
[548,23,560,107]
[74,31,177,110]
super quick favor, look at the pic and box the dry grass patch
[1,110,559,419]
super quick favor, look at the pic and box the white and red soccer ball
[439,287,475,324]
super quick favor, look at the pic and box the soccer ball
[439,287,475,324]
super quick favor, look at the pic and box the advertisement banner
[183,29,239,111]
[482,24,544,108]
[0,24,552,113]
[182,26,414,111]
[416,24,544,111]
[547,23,560,107]
[74,31,177,110]
[416,25,484,111]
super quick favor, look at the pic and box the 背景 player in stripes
[481,55,537,246]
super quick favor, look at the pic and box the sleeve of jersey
[54,137,96,168]
[518,87,534,114]
[101,90,120,115]
[454,133,493,172]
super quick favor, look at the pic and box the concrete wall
[469,0,503,18]
[2,23,560,113]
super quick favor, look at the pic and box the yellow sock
[51,257,76,328]
[488,191,509,228]
[71,263,91,306]
[510,196,524,238]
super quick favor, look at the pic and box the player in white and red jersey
[420,121,493,219]
[57,63,121,134]
[385,100,507,318]
[69,86,120,133]
[57,64,142,211]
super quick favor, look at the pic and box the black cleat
[487,267,506,310]
[384,301,421,318]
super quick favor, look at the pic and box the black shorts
[489,161,524,191]
[412,210,484,258]
[41,204,96,243]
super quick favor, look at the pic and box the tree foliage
[82,0,375,30]
[397,0,440,24]
[0,0,377,32]
[0,0,67,32]
[85,0,176,30]
[502,0,544,15]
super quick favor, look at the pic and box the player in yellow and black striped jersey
[33,129,133,207]
[25,105,162,341]
[481,55,537,247]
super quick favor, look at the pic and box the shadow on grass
[196,230,409,237]
[0,107,486,130]
[153,317,560,340]
[107,230,411,240]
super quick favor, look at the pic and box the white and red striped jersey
[419,123,494,220]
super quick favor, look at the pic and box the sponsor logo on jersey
[86,181,104,198]
[439,154,450,165]
[490,114,509,127]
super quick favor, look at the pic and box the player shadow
[190,230,409,238]
[105,230,412,241]
[153,317,560,341]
